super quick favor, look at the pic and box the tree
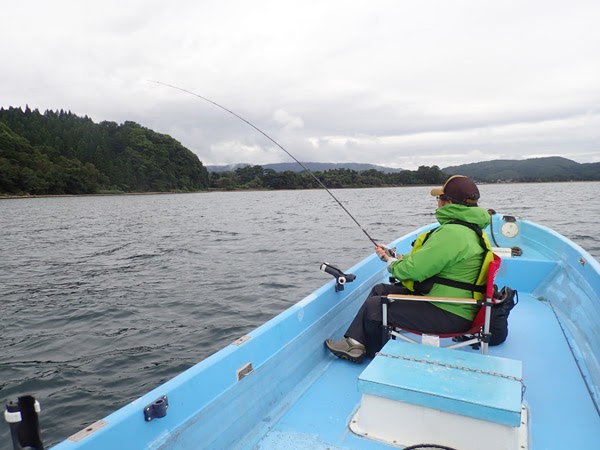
[0,108,210,195]
[235,165,264,185]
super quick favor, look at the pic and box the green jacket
[388,204,492,320]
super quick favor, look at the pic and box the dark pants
[345,283,473,357]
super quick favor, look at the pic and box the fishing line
[149,80,383,248]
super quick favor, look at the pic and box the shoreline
[1,180,597,200]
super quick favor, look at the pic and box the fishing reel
[320,263,356,292]
[380,246,397,259]
[375,245,397,261]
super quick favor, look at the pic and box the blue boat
[8,213,600,449]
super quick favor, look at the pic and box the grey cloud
[1,0,599,169]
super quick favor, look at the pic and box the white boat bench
[350,339,528,450]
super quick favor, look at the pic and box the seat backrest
[464,253,502,333]
[487,253,502,300]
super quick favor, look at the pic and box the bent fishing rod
[149,80,395,256]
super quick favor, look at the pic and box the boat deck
[253,292,600,449]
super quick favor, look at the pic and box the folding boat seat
[381,254,501,354]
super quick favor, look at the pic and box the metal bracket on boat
[236,362,254,381]
[68,420,108,442]
[143,395,169,422]
[320,263,356,292]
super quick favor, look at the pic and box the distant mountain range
[206,162,403,173]
[208,157,599,182]
[442,157,600,182]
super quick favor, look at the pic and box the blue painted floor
[255,293,600,449]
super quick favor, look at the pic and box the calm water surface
[1,182,598,446]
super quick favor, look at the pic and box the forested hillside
[208,164,446,190]
[207,156,599,190]
[0,107,209,195]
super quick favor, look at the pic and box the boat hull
[49,215,600,449]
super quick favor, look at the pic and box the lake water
[1,182,599,447]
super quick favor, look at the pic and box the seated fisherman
[325,175,494,363]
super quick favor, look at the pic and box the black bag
[489,286,518,346]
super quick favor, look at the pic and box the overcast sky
[2,0,599,170]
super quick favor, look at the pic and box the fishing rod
[149,80,394,256]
